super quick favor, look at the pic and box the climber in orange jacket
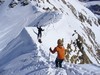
[49,39,65,68]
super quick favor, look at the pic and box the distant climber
[37,26,44,38]
[49,39,65,68]
[37,26,44,43]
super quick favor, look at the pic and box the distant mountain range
[79,0,100,18]
[79,0,100,1]
[89,5,100,15]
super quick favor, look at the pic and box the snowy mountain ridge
[0,0,100,75]
[0,27,99,75]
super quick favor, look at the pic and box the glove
[49,47,52,51]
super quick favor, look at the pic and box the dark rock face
[89,5,100,15]
[79,0,100,20]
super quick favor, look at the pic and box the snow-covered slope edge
[0,0,62,51]
[0,27,100,75]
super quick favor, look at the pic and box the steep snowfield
[0,1,37,51]
[0,0,100,75]
[0,0,62,51]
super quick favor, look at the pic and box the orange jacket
[50,46,65,59]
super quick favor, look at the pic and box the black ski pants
[55,58,64,68]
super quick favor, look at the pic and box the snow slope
[0,27,100,75]
[0,0,100,75]
[0,0,64,51]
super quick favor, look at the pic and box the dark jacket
[37,27,44,34]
